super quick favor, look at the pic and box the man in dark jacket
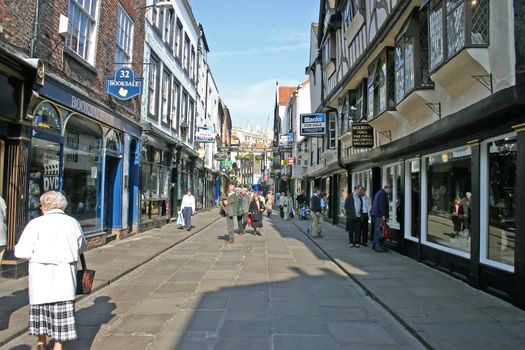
[310,188,323,238]
[370,184,392,252]
[345,185,363,247]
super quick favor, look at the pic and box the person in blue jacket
[370,184,392,252]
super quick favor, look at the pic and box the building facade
[306,0,525,308]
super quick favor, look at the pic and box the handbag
[247,214,253,227]
[76,253,95,295]
[380,219,392,241]
[176,211,184,225]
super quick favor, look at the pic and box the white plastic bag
[176,211,184,226]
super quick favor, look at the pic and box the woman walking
[15,191,87,350]
[283,193,294,220]
[181,188,196,231]
[249,192,266,236]
[265,191,275,217]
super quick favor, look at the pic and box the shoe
[225,240,234,244]
[187,228,191,231]
[355,244,360,248]
[350,243,355,247]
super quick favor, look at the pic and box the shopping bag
[380,219,392,241]
[247,214,253,227]
[76,254,95,295]
[176,211,184,225]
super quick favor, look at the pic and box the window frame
[174,20,183,60]
[147,54,160,120]
[328,112,337,149]
[479,132,517,272]
[184,34,191,72]
[171,79,180,132]
[404,158,421,242]
[367,48,395,120]
[115,4,134,66]
[160,68,171,127]
[164,9,174,47]
[382,162,402,230]
[66,0,99,63]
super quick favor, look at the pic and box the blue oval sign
[105,67,144,100]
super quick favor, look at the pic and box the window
[343,0,355,32]
[66,0,98,62]
[428,0,489,71]
[188,99,195,141]
[148,55,160,118]
[328,112,336,149]
[171,80,180,131]
[480,134,517,271]
[424,146,472,255]
[151,0,162,30]
[115,4,133,66]
[174,20,183,59]
[405,159,421,240]
[184,35,190,71]
[348,79,367,124]
[181,91,188,124]
[367,49,394,119]
[383,163,402,230]
[190,46,196,81]
[161,70,171,126]
[322,34,336,66]
[164,9,173,45]
[395,9,432,103]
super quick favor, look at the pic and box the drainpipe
[30,0,41,58]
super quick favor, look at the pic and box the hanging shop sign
[105,67,144,100]
[287,156,296,165]
[300,113,326,136]
[218,146,292,153]
[195,126,215,143]
[278,133,294,147]
[213,152,228,161]
[351,123,374,148]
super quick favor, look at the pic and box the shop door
[104,156,122,230]
[128,140,138,228]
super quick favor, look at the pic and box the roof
[278,87,297,106]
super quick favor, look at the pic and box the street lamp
[142,1,173,11]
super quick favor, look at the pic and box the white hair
[40,191,68,211]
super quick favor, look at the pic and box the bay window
[428,0,489,71]
[367,48,395,119]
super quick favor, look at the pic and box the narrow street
[3,214,423,350]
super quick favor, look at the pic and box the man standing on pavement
[181,188,196,231]
[310,188,323,238]
[370,184,392,252]
[360,187,370,246]
[296,191,306,212]
[345,185,363,247]
[239,187,251,234]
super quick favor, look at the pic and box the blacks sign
[351,123,374,148]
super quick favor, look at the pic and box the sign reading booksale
[105,67,144,100]
[195,126,215,143]
[300,113,326,136]
[351,123,374,148]
[278,133,294,147]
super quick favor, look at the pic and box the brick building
[0,0,147,277]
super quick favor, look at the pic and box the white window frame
[352,169,372,223]
[480,132,516,273]
[115,4,134,65]
[66,0,99,63]
[404,158,420,242]
[421,146,471,259]
[382,162,402,230]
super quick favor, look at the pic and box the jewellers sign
[105,67,143,100]
[352,123,374,148]
[195,126,215,143]
[300,113,326,136]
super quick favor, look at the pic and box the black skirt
[252,219,263,228]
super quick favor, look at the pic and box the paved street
[2,213,423,350]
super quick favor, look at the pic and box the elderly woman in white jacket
[15,191,86,350]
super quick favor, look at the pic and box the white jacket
[15,209,87,304]
[181,194,195,213]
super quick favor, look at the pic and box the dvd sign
[300,113,326,136]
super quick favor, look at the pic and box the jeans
[182,207,193,229]
[372,216,383,250]
[226,216,235,241]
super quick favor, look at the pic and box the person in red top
[451,197,464,236]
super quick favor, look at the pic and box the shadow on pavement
[0,288,28,331]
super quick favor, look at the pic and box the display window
[480,134,517,271]
[63,115,103,233]
[422,146,472,256]
[338,172,348,220]
[382,163,402,230]
[404,159,421,241]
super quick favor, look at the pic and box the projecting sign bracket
[472,73,493,94]
[425,102,441,119]
[378,130,391,141]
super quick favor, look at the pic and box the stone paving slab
[291,217,525,350]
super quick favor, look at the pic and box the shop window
[383,163,402,229]
[405,159,421,239]
[352,169,373,222]
[33,102,61,134]
[367,48,395,119]
[481,135,517,270]
[105,129,122,154]
[424,146,471,254]
[148,54,160,119]
[427,0,489,71]
[115,4,133,66]
[395,9,432,104]
[63,116,103,233]
[66,0,98,63]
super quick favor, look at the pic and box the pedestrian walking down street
[320,192,328,215]
[181,189,196,231]
[265,191,275,217]
[296,190,306,213]
[249,192,266,236]
[371,184,392,252]
[283,192,293,220]
[360,187,370,246]
[15,191,87,350]
[221,185,237,244]
[310,188,323,238]
[239,187,251,234]
[279,191,286,218]
[345,185,363,247]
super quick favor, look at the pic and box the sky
[190,0,319,130]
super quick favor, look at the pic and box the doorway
[104,156,122,231]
